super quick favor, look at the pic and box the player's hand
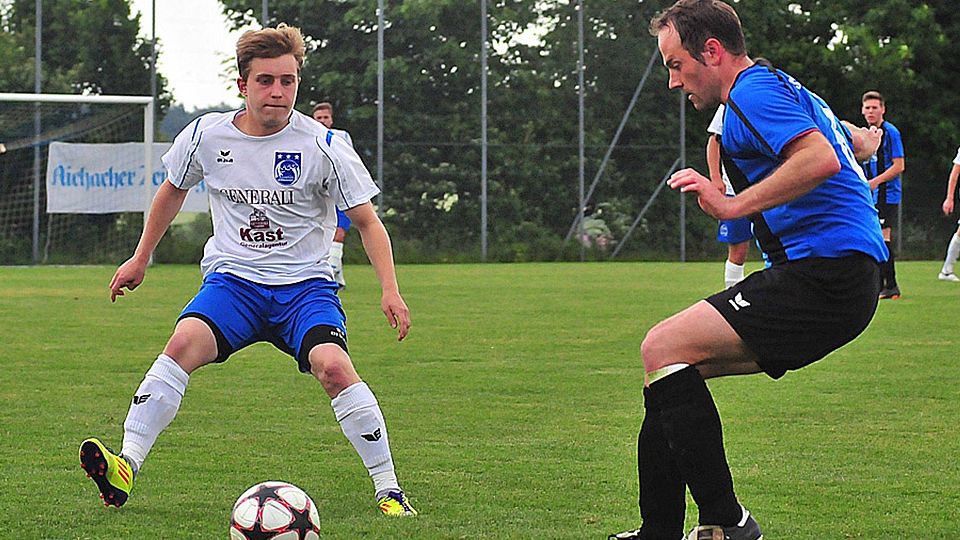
[109,256,148,302]
[381,291,411,342]
[860,125,882,157]
[667,168,736,219]
[944,198,955,216]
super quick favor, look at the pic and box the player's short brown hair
[649,0,746,63]
[312,102,333,115]
[236,23,305,80]
[862,90,884,104]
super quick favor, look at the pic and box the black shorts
[706,254,881,379]
[875,203,898,229]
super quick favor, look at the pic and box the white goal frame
[0,93,154,263]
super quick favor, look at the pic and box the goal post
[0,92,153,264]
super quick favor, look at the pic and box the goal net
[0,93,158,264]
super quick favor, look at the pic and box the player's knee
[640,323,672,372]
[308,346,359,393]
[163,320,218,373]
[163,334,215,373]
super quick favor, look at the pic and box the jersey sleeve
[730,76,819,158]
[707,105,724,135]
[161,116,205,190]
[316,135,380,210]
[954,146,960,166]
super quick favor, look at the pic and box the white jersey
[953,146,960,165]
[162,110,380,285]
[707,104,735,196]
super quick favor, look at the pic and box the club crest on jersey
[274,151,301,186]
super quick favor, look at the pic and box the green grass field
[1,261,958,539]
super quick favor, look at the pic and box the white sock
[329,241,344,275]
[943,234,960,275]
[724,260,745,288]
[121,354,189,472]
[737,505,750,527]
[331,382,399,498]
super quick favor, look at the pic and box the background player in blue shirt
[861,90,905,299]
[610,2,887,539]
[313,101,353,288]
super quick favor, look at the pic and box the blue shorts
[336,209,352,231]
[717,218,753,244]
[179,272,346,372]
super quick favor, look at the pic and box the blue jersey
[720,63,887,265]
[861,120,904,205]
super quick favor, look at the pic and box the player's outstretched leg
[79,438,135,508]
[331,381,417,516]
[685,506,762,540]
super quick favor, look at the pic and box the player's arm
[705,134,725,193]
[944,164,960,215]
[867,156,905,191]
[669,130,839,220]
[345,201,411,341]
[109,180,190,302]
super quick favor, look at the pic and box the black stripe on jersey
[719,140,788,265]
[177,133,203,189]
[726,98,776,157]
[875,127,889,205]
[312,136,350,205]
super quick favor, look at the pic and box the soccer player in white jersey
[312,101,352,288]
[79,23,417,517]
[706,104,752,288]
[938,145,960,282]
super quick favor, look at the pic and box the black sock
[637,387,686,540]
[647,366,741,527]
[884,241,897,287]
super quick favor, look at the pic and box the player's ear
[702,38,723,66]
[237,77,248,96]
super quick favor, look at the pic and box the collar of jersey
[229,108,296,139]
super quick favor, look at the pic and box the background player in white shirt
[79,23,417,517]
[706,104,752,288]
[938,146,960,282]
[312,101,353,288]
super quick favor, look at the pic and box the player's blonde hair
[235,23,305,80]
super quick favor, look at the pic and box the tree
[217,0,958,261]
[0,0,172,264]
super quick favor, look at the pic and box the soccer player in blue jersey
[313,102,353,288]
[609,2,888,539]
[861,91,906,299]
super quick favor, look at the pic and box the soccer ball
[230,481,321,540]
